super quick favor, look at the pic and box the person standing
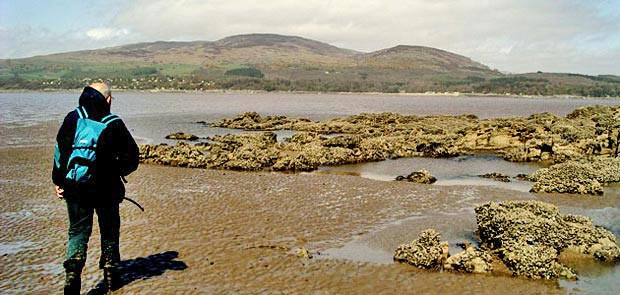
[52,82,139,294]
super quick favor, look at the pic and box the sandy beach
[2,142,569,294]
[2,93,619,294]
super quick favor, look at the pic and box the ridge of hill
[362,45,491,72]
[1,33,618,96]
[2,33,492,73]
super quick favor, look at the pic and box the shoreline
[1,88,619,100]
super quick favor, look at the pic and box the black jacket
[52,86,139,204]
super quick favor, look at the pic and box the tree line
[1,74,619,97]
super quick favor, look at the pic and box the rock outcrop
[394,230,493,274]
[211,112,312,131]
[394,229,449,269]
[142,105,620,189]
[530,158,620,195]
[394,203,620,280]
[295,247,313,259]
[475,200,620,279]
[513,173,531,181]
[443,245,493,273]
[165,132,199,141]
[211,105,620,164]
[140,142,209,168]
[395,169,437,184]
[478,172,511,182]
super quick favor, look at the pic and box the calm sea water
[2,91,619,125]
[2,91,618,191]
[3,91,619,145]
[1,91,619,294]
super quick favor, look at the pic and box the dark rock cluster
[140,142,209,168]
[141,105,620,193]
[212,105,620,164]
[529,158,620,195]
[211,112,311,131]
[475,200,620,279]
[165,132,199,141]
[394,229,493,273]
[443,245,494,274]
[397,201,620,279]
[141,131,384,171]
[395,169,437,184]
[394,229,450,269]
[478,172,511,182]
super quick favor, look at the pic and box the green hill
[1,33,618,96]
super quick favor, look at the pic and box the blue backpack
[54,106,120,185]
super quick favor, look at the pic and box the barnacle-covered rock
[323,134,362,149]
[205,132,281,170]
[295,247,313,259]
[501,147,549,162]
[514,173,531,181]
[144,105,620,173]
[590,238,620,262]
[139,142,209,168]
[394,229,449,269]
[210,131,278,146]
[210,112,312,130]
[502,243,576,279]
[478,172,511,182]
[530,162,603,195]
[475,200,620,279]
[395,169,437,184]
[286,132,324,144]
[529,158,620,195]
[443,245,493,274]
[589,157,620,183]
[566,105,620,120]
[165,132,199,141]
[415,140,460,158]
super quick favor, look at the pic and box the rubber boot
[63,271,81,295]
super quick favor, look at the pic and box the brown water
[1,91,619,294]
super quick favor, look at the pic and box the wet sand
[5,117,620,294]
[2,144,568,295]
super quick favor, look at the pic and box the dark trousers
[64,199,121,272]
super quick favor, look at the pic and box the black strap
[123,196,145,212]
[101,114,121,125]
[76,107,86,119]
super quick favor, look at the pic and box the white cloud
[0,25,140,58]
[105,0,619,74]
[85,27,130,41]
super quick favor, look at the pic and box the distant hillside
[34,34,360,68]
[0,33,618,96]
[362,45,490,72]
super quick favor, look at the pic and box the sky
[1,0,619,75]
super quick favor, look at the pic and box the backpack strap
[101,114,121,126]
[76,106,88,119]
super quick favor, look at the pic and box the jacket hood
[78,86,110,120]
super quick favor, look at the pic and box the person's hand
[54,185,64,200]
